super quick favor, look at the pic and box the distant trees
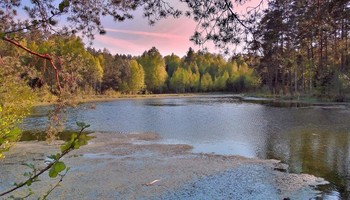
[0,30,260,96]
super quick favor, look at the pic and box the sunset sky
[92,0,266,57]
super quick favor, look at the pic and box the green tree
[138,47,167,93]
[189,69,200,92]
[170,67,186,93]
[226,60,238,77]
[165,53,181,77]
[200,72,213,92]
[127,60,145,94]
[100,51,128,93]
[52,35,104,94]
[226,60,260,92]
[214,71,229,91]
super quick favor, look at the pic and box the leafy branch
[0,122,90,198]
[40,167,70,200]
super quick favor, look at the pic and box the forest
[1,1,349,103]
[252,0,350,101]
[1,34,260,98]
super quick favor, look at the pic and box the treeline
[252,0,350,100]
[1,33,260,96]
[97,47,259,94]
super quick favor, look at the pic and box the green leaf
[76,121,90,129]
[59,0,70,12]
[49,168,58,178]
[49,162,66,178]
[60,141,73,153]
[73,142,80,150]
[76,121,85,128]
[26,179,32,186]
[59,3,64,12]
[53,161,66,173]
[74,135,89,149]
[61,133,79,152]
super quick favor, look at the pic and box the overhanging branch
[2,37,62,92]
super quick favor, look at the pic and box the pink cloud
[94,35,146,55]
[94,29,206,57]
[93,0,266,56]
[104,28,187,40]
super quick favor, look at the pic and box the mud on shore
[0,132,327,199]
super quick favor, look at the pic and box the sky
[15,0,267,57]
[92,0,267,57]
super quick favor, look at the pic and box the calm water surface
[23,95,350,199]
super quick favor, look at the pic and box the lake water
[23,95,350,199]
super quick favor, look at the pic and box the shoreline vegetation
[33,93,198,106]
[34,92,350,107]
[1,132,328,199]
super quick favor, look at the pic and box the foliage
[138,47,167,93]
[200,73,214,92]
[0,57,34,159]
[165,54,181,77]
[124,59,145,94]
[1,31,262,96]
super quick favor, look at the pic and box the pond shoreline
[1,132,328,199]
[34,93,350,107]
[34,93,201,106]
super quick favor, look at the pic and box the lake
[23,95,350,199]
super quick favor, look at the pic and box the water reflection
[268,128,350,199]
[22,95,350,198]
